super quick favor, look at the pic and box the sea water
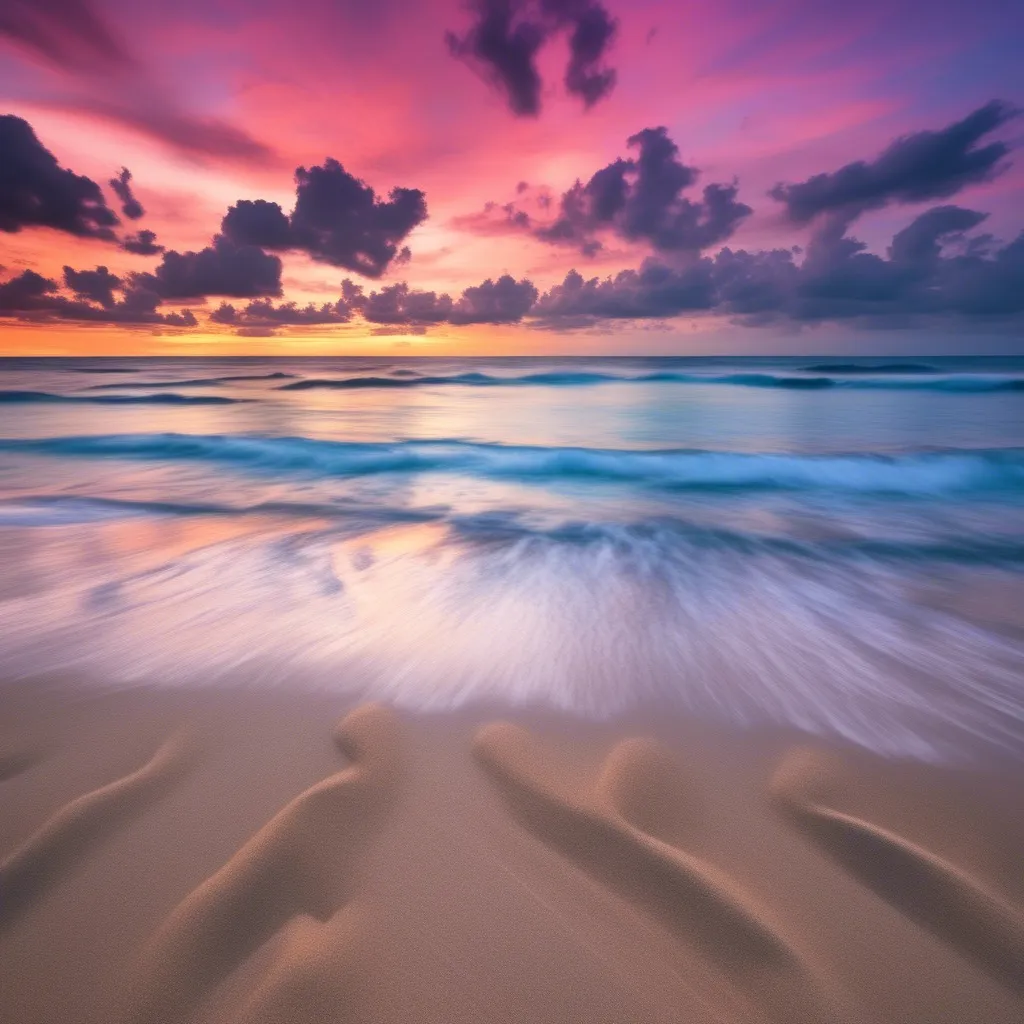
[1,354,1023,759]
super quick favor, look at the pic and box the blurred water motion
[1,354,1023,760]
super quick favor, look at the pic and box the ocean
[1,354,1023,761]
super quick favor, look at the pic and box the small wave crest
[799,362,937,374]
[3,433,1024,495]
[0,391,245,406]
[275,370,1024,392]
[90,372,296,390]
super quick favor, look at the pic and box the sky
[0,0,1022,356]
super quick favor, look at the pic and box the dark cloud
[353,274,537,326]
[0,114,120,239]
[220,161,427,278]
[548,0,618,109]
[771,101,1018,225]
[535,127,751,254]
[136,236,282,299]
[210,298,350,327]
[533,205,1024,327]
[0,269,60,311]
[452,273,538,323]
[446,0,617,117]
[356,282,453,325]
[121,229,164,255]
[221,199,292,249]
[0,0,133,75]
[533,259,714,322]
[887,205,988,265]
[109,167,144,219]
[0,267,196,325]
[63,264,120,308]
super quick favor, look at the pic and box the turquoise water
[1,355,1023,759]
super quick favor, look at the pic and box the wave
[70,366,136,374]
[91,372,296,390]
[4,432,1024,495]
[0,494,436,527]
[276,370,1024,392]
[0,391,245,406]
[799,362,937,374]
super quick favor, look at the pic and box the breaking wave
[3,433,1024,495]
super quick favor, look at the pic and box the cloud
[770,101,1018,226]
[0,0,133,75]
[355,281,453,325]
[136,236,282,299]
[352,274,537,325]
[235,326,278,338]
[220,160,427,278]
[887,205,988,265]
[221,199,292,250]
[0,115,120,239]
[62,100,279,165]
[496,127,751,255]
[446,0,618,117]
[532,205,1024,327]
[533,259,714,322]
[0,266,197,325]
[121,229,164,255]
[63,264,120,307]
[210,297,350,327]
[0,269,60,311]
[0,4,275,165]
[371,326,428,337]
[452,273,537,323]
[109,167,144,219]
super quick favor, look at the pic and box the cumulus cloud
[352,274,537,325]
[63,264,120,307]
[0,115,120,239]
[533,260,714,322]
[0,269,61,311]
[467,127,751,255]
[0,266,197,325]
[210,298,350,327]
[221,199,292,249]
[220,160,427,278]
[533,205,1024,327]
[108,167,144,219]
[121,229,164,255]
[136,236,282,299]
[446,0,618,117]
[770,101,1018,226]
[452,273,538,323]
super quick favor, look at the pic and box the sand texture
[1,682,1022,1024]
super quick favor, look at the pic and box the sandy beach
[2,678,1022,1024]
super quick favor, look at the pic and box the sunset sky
[1,0,1022,355]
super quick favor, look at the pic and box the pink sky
[1,0,1021,354]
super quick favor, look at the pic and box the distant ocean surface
[2,354,1023,760]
